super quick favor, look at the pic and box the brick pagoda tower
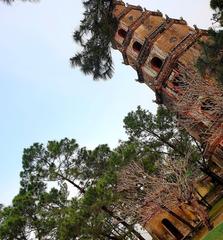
[112,1,223,168]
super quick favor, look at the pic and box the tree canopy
[1,106,218,239]
[70,0,118,80]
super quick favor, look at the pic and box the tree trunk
[56,172,86,193]
[66,178,146,240]
[101,206,146,240]
[146,128,185,156]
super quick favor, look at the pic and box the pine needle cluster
[70,0,118,80]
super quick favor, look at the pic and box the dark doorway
[151,56,163,72]
[132,41,142,53]
[162,218,184,240]
[118,28,127,39]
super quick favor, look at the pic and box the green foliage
[123,106,201,163]
[57,197,113,240]
[197,29,223,84]
[203,222,223,240]
[196,0,223,84]
[210,0,223,25]
[0,188,68,239]
[70,0,118,80]
[211,0,223,9]
[0,107,207,239]
[9,137,141,239]
[20,138,112,195]
[0,206,27,240]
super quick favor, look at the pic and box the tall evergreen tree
[18,138,146,239]
[70,0,118,80]
[0,184,68,239]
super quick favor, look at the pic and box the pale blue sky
[0,0,212,205]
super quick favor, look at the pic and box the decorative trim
[116,6,132,21]
[114,1,125,7]
[126,3,143,11]
[168,18,187,25]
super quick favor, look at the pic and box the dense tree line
[0,106,218,239]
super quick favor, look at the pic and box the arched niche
[132,41,142,53]
[151,56,163,72]
[118,28,127,39]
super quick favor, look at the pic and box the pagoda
[112,1,223,170]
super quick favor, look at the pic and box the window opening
[118,29,127,39]
[151,57,163,72]
[132,41,142,53]
[162,219,184,240]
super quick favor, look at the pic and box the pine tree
[70,0,118,80]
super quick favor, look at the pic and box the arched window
[132,41,142,53]
[151,57,163,72]
[118,28,127,39]
[162,219,184,240]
